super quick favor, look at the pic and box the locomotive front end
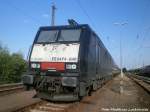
[22,27,82,101]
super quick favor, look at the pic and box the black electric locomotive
[22,21,118,101]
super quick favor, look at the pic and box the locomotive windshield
[37,30,59,42]
[58,29,81,41]
[36,29,81,43]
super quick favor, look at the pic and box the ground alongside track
[66,75,150,112]
[0,75,149,112]
[0,90,41,112]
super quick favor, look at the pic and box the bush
[0,43,27,84]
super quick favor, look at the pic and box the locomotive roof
[39,24,91,30]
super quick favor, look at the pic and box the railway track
[127,73,150,94]
[1,75,149,112]
[131,74,150,84]
[0,83,77,112]
[0,83,24,96]
[15,100,77,112]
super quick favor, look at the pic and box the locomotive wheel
[87,86,92,96]
[79,95,83,101]
[93,81,97,91]
[25,85,30,91]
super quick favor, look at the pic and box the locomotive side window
[37,30,59,42]
[58,29,81,41]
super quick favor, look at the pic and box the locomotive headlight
[62,77,77,87]
[31,63,40,68]
[66,64,77,69]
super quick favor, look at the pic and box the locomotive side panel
[87,32,97,84]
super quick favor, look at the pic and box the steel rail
[0,83,24,95]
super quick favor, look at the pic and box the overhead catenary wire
[135,27,150,54]
[74,0,101,35]
[74,0,119,69]
[133,1,150,68]
[74,0,95,27]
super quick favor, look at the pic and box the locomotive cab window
[36,29,81,43]
[58,29,81,42]
[37,30,59,42]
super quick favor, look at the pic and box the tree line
[0,43,27,84]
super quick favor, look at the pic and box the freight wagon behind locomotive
[22,21,118,101]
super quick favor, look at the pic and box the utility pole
[114,22,127,78]
[51,3,56,26]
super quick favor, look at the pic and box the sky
[0,0,150,69]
